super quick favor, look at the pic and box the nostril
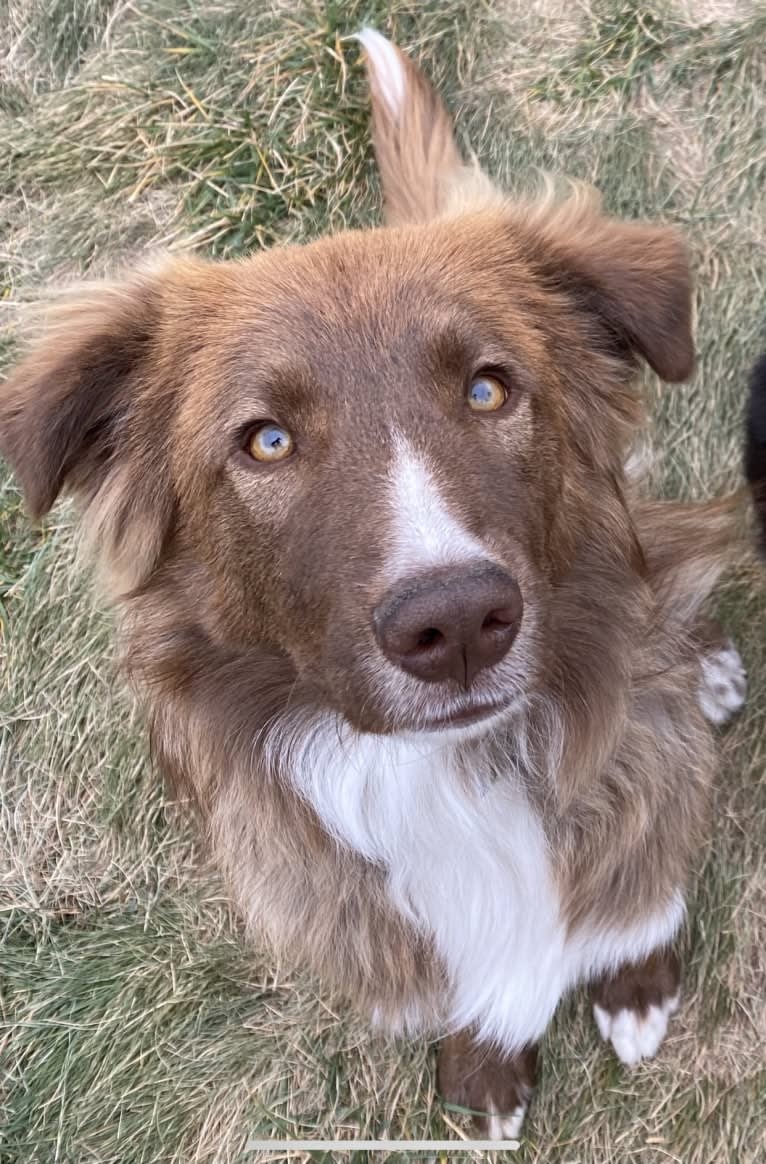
[481,607,518,633]
[416,627,443,650]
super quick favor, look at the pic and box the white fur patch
[356,28,406,121]
[370,999,428,1037]
[289,718,686,1054]
[386,435,487,583]
[698,641,746,725]
[486,1100,525,1142]
[594,992,680,1067]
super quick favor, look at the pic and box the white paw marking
[698,641,746,725]
[623,439,655,484]
[594,992,679,1067]
[486,1100,526,1142]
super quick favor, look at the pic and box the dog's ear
[358,28,490,225]
[0,267,182,592]
[525,196,695,382]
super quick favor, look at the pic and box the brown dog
[0,30,747,1139]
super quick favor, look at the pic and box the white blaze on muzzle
[385,433,488,584]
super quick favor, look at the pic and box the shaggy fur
[0,31,747,1137]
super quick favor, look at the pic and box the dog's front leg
[591,947,681,1066]
[436,1027,538,1139]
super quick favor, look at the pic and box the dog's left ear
[526,200,695,383]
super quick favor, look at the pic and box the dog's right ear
[357,29,493,225]
[0,265,187,592]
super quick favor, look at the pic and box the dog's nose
[373,563,523,686]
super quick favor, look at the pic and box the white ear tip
[355,27,406,119]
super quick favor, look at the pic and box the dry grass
[1,1,765,1162]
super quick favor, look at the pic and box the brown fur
[591,948,681,1019]
[0,33,746,1130]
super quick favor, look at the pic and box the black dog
[745,352,766,553]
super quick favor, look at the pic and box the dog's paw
[591,948,681,1068]
[593,992,679,1067]
[437,1031,535,1142]
[698,640,746,725]
[485,1100,527,1141]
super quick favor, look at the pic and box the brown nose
[373,563,523,687]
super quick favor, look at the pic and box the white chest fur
[290,723,684,1052]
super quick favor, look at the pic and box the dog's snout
[373,563,523,686]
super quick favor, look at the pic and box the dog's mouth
[417,698,512,732]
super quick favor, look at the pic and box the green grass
[1,1,765,1161]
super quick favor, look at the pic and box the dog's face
[0,32,694,735]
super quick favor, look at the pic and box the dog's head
[0,31,694,736]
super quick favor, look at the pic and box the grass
[1,0,765,1161]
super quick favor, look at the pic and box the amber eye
[467,374,507,412]
[247,422,294,462]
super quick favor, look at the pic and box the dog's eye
[467,374,507,412]
[246,422,294,463]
